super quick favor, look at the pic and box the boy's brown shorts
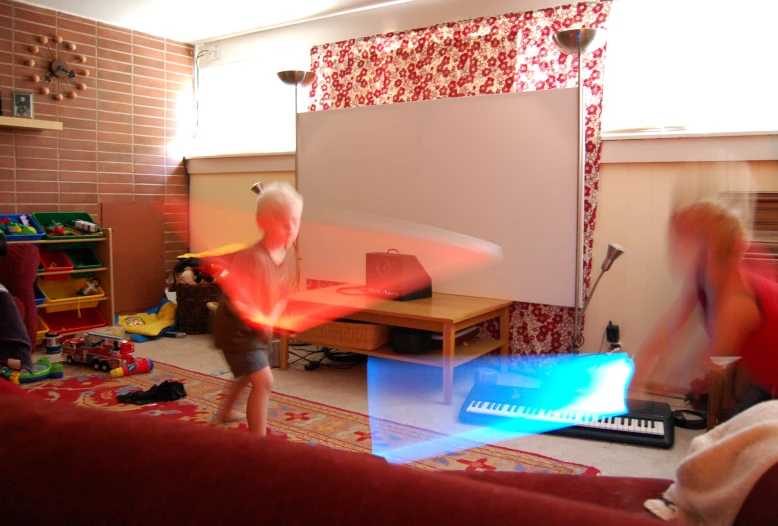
[222,348,269,378]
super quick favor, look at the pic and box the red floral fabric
[309,2,611,354]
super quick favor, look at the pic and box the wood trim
[453,308,503,331]
[185,153,295,174]
[0,116,63,130]
[9,237,106,245]
[343,311,442,332]
[601,134,778,164]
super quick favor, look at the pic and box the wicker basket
[176,284,222,334]
[297,320,389,351]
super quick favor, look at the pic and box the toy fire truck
[62,331,136,372]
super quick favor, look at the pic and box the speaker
[365,249,432,301]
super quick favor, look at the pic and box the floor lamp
[277,70,316,188]
[277,70,315,291]
[551,29,606,353]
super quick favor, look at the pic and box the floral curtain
[308,1,611,354]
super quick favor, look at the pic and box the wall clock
[24,35,90,101]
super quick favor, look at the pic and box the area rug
[18,361,599,475]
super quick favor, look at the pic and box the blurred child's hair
[255,182,303,219]
[670,200,749,260]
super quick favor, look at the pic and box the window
[602,0,777,135]
[190,59,296,156]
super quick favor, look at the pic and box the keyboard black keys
[459,383,674,449]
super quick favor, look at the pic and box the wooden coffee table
[279,285,513,405]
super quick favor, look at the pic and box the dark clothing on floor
[117,380,187,405]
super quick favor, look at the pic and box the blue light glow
[366,352,634,463]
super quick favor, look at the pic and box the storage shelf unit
[10,236,105,245]
[36,267,108,277]
[9,229,115,343]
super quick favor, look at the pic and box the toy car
[62,331,136,372]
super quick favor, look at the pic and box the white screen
[298,88,578,306]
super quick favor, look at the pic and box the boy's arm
[705,293,760,358]
[631,281,699,388]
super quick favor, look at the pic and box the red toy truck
[62,331,136,372]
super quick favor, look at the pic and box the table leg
[279,332,290,371]
[499,305,511,372]
[442,322,455,405]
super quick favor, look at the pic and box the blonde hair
[670,200,749,259]
[255,182,303,219]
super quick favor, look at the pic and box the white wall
[297,88,578,306]
[197,0,565,72]
[190,0,569,156]
[185,155,296,253]
[191,0,777,157]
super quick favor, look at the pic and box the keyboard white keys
[465,402,665,436]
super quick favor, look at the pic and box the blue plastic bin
[33,281,46,305]
[0,214,45,241]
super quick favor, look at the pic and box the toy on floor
[62,331,147,373]
[1,357,64,385]
[44,331,62,354]
[109,358,154,378]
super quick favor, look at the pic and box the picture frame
[12,92,34,118]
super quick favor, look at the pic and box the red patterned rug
[19,361,599,475]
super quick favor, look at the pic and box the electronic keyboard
[459,383,674,449]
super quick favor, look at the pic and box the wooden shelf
[9,237,105,245]
[0,116,63,130]
[36,296,109,310]
[37,267,108,277]
[292,337,502,368]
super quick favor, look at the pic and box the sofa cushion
[0,392,661,526]
[447,471,669,518]
[12,296,25,322]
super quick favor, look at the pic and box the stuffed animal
[179,268,196,285]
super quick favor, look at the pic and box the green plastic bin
[32,211,103,240]
[32,211,103,250]
[64,248,103,278]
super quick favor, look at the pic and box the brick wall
[0,0,193,269]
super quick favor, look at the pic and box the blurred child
[632,200,778,412]
[212,182,302,436]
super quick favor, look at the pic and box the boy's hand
[629,350,660,392]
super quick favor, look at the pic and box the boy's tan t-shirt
[213,242,299,353]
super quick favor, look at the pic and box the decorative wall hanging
[25,35,90,101]
[11,91,34,117]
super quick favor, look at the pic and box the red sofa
[0,243,40,345]
[0,380,774,525]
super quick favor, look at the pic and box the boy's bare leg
[213,375,250,424]
[246,366,274,436]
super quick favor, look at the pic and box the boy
[632,200,777,413]
[212,182,302,436]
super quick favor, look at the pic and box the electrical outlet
[210,45,221,60]
[606,321,620,343]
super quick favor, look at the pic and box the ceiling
[22,0,410,43]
